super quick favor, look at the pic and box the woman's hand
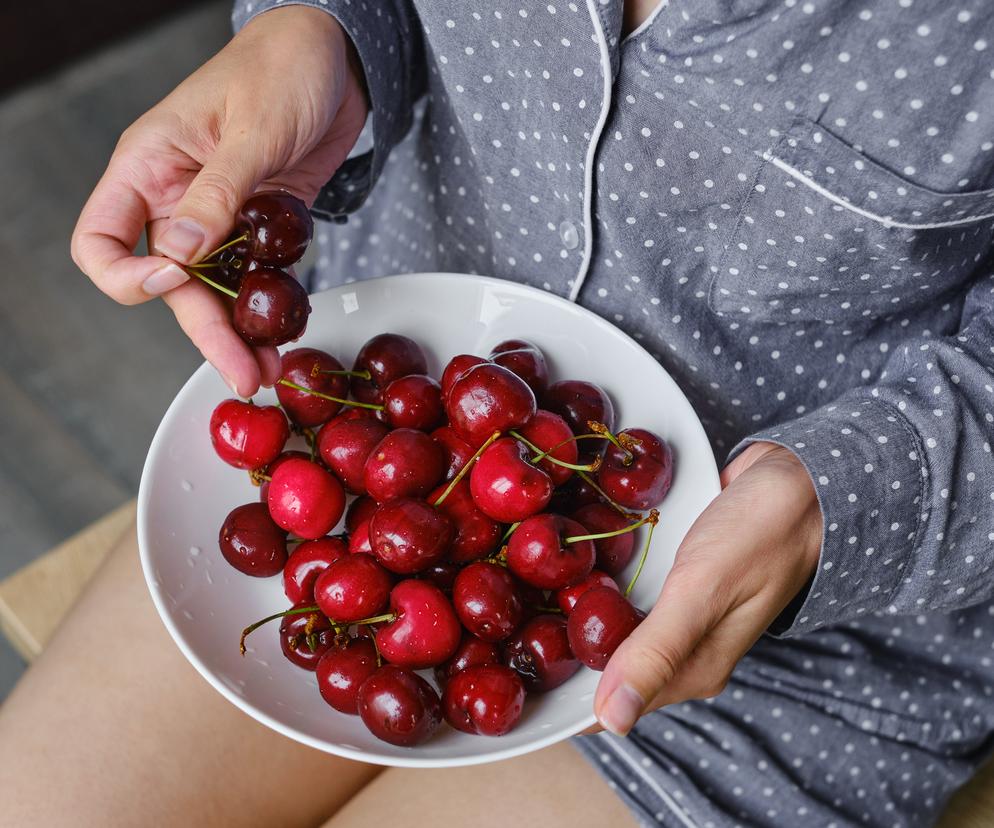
[593,441,822,735]
[71,7,368,396]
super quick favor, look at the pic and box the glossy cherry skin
[267,458,346,539]
[503,614,580,692]
[214,246,260,291]
[351,333,427,405]
[566,586,645,670]
[210,399,289,470]
[282,536,348,604]
[488,339,549,397]
[316,637,379,714]
[258,450,310,503]
[369,498,454,574]
[232,267,311,347]
[429,479,502,564]
[452,562,524,643]
[435,632,501,686]
[445,363,537,447]
[430,426,475,482]
[598,428,674,510]
[382,374,444,431]
[275,348,349,427]
[469,438,553,523]
[313,553,392,623]
[420,562,461,594]
[347,522,373,556]
[554,569,620,615]
[279,606,335,670]
[544,379,615,463]
[363,429,445,502]
[317,419,390,495]
[357,665,442,747]
[236,190,313,266]
[442,665,526,736]
[218,502,288,576]
[548,473,602,514]
[570,503,637,576]
[506,514,596,589]
[375,580,461,669]
[441,354,486,399]
[517,409,578,487]
[346,496,378,534]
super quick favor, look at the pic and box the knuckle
[190,170,241,215]
[697,673,731,700]
[629,639,682,687]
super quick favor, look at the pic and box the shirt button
[559,221,579,250]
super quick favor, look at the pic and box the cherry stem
[534,605,563,614]
[239,605,320,654]
[349,611,396,626]
[311,364,372,381]
[509,431,602,472]
[186,262,221,269]
[575,470,641,519]
[588,421,640,465]
[248,469,272,486]
[431,430,502,507]
[624,510,660,597]
[528,432,609,463]
[564,509,657,545]
[185,267,238,299]
[276,378,385,411]
[500,522,520,543]
[202,232,249,262]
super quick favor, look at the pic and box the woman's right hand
[71,7,368,396]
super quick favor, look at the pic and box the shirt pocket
[708,117,994,325]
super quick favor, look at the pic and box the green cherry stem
[431,430,502,507]
[508,431,602,473]
[624,510,660,597]
[312,365,372,381]
[500,522,521,543]
[563,509,657,545]
[276,378,385,412]
[239,605,320,654]
[575,470,640,519]
[528,432,609,464]
[184,267,238,299]
[202,232,250,262]
[588,420,640,465]
[534,605,564,614]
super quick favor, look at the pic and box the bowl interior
[138,273,720,767]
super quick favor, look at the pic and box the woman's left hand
[593,441,823,735]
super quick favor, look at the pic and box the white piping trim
[622,0,669,44]
[599,733,701,828]
[764,152,994,230]
[568,1,614,302]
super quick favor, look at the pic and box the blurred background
[0,1,231,697]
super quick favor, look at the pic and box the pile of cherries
[184,190,313,346]
[209,333,674,746]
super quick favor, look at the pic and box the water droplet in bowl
[190,546,201,556]
[205,570,214,585]
[181,610,195,620]
[181,480,194,492]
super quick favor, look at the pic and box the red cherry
[325,407,375,429]
[435,632,501,687]
[317,418,390,495]
[267,458,346,539]
[279,605,335,670]
[554,569,619,615]
[566,587,645,670]
[218,502,288,576]
[236,190,313,266]
[544,380,615,462]
[369,498,454,574]
[275,348,349,427]
[548,473,602,514]
[351,333,427,405]
[598,428,674,510]
[429,479,502,564]
[348,522,373,556]
[506,513,595,589]
[232,267,310,346]
[516,409,578,487]
[445,363,537,447]
[420,562,461,594]
[570,503,636,576]
[257,450,310,502]
[442,665,526,736]
[210,399,289,470]
[375,580,461,669]
[382,374,444,431]
[346,496,378,534]
[441,354,486,399]
[357,665,442,747]
[316,637,379,714]
[430,425,475,482]
[363,429,446,502]
[488,339,549,397]
[452,561,525,642]
[313,553,392,623]
[469,437,553,523]
[282,536,348,604]
[503,614,580,692]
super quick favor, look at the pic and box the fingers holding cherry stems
[207,332,674,746]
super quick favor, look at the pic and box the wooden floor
[0,1,231,697]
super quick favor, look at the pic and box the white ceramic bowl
[138,272,720,768]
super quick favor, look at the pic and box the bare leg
[324,741,638,828]
[0,525,382,828]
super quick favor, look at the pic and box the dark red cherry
[488,339,549,397]
[351,333,428,405]
[347,521,373,556]
[275,348,349,427]
[442,665,526,737]
[317,418,390,495]
[382,374,444,431]
[435,632,501,686]
[282,536,348,604]
[548,473,602,514]
[570,503,636,576]
[316,637,379,714]
[516,409,578,487]
[357,665,442,747]
[598,428,674,510]
[209,399,289,470]
[313,553,392,623]
[369,498,454,574]
[441,354,487,399]
[452,561,524,642]
[469,437,553,523]
[429,479,502,564]
[218,502,288,576]
[258,450,310,502]
[213,247,259,291]
[232,267,311,347]
[544,380,615,462]
[346,496,378,534]
[236,190,313,266]
[325,407,375,429]
[430,426,475,482]
[421,562,461,594]
[279,605,335,670]
[445,363,537,447]
[503,614,580,692]
[554,569,619,615]
[566,587,645,670]
[506,513,595,589]
[363,429,445,502]
[267,458,346,539]
[375,580,461,669]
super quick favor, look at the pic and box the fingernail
[141,263,189,296]
[598,684,644,736]
[156,219,206,263]
[221,373,241,397]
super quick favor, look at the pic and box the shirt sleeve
[232,0,426,222]
[731,270,994,637]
